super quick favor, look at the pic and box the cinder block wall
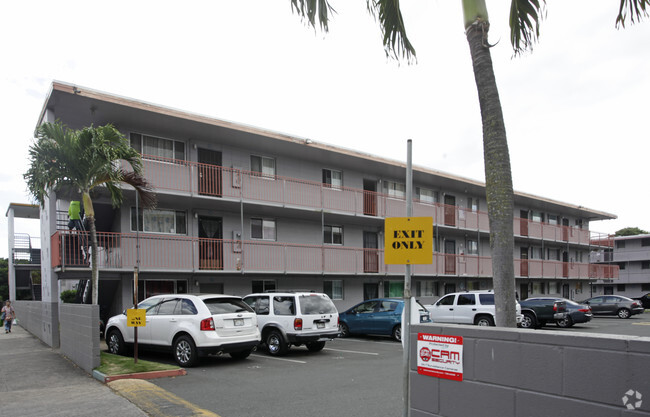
[13,300,60,348]
[59,304,100,374]
[409,324,650,417]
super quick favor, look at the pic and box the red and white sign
[417,333,463,381]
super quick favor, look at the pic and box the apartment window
[322,169,342,189]
[467,198,478,212]
[383,180,405,199]
[617,284,626,292]
[324,225,343,245]
[531,247,543,260]
[548,282,558,294]
[417,281,439,297]
[642,283,650,291]
[575,219,584,229]
[131,208,187,234]
[642,238,650,247]
[547,249,560,261]
[466,240,479,255]
[417,187,437,204]
[548,214,558,225]
[251,155,276,178]
[252,280,276,293]
[616,240,626,249]
[324,280,343,300]
[642,261,650,270]
[251,218,276,241]
[532,211,544,222]
[130,133,185,161]
[618,262,627,270]
[384,281,404,298]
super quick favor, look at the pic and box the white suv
[426,290,522,326]
[105,294,261,367]
[243,291,339,356]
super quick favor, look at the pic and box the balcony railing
[50,230,618,280]
[127,155,612,247]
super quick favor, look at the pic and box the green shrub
[60,289,77,303]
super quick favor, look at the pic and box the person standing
[2,300,16,333]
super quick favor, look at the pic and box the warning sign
[384,217,433,265]
[417,333,463,381]
[127,308,146,327]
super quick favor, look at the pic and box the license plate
[234,318,244,326]
[316,322,325,329]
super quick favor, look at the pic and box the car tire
[173,335,198,367]
[106,329,126,356]
[617,308,631,319]
[266,330,289,356]
[520,312,537,329]
[230,349,253,360]
[392,325,402,342]
[556,316,573,328]
[306,341,326,352]
[338,322,350,338]
[475,316,495,326]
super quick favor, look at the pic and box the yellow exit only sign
[384,217,433,265]
[127,308,146,327]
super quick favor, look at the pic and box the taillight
[294,318,303,330]
[553,304,557,312]
[578,308,590,313]
[632,303,640,308]
[200,317,215,331]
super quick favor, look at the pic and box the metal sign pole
[134,192,140,364]
[403,139,413,417]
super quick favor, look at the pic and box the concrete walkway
[0,324,218,417]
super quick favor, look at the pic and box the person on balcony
[68,200,84,230]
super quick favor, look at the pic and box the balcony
[132,155,612,248]
[50,230,618,280]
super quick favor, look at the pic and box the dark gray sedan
[581,295,644,319]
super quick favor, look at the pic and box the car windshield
[203,298,254,315]
[299,295,338,314]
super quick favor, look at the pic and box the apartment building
[11,81,619,328]
[591,234,650,298]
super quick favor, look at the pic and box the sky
[1,1,649,258]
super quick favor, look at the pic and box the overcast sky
[1,1,649,258]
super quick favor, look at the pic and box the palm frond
[616,0,650,27]
[120,170,157,209]
[509,0,546,56]
[290,0,335,32]
[367,0,416,63]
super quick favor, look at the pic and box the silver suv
[243,291,339,356]
[425,290,522,326]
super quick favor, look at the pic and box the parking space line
[632,322,650,326]
[324,348,379,355]
[251,354,307,364]
[335,338,400,346]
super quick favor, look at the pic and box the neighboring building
[7,81,619,342]
[591,234,650,298]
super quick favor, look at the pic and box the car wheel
[106,329,126,356]
[475,316,495,326]
[338,322,350,338]
[266,330,288,356]
[617,308,631,319]
[173,335,198,367]
[306,341,326,352]
[520,312,536,329]
[556,316,573,328]
[230,349,253,360]
[392,325,402,342]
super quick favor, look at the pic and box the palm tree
[24,122,156,305]
[290,0,649,327]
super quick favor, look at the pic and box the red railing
[129,155,612,247]
[50,230,618,279]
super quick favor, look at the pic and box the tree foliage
[615,227,649,236]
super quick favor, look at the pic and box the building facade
[11,81,619,329]
[591,234,650,298]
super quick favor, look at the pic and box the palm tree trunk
[88,215,99,305]
[465,14,517,327]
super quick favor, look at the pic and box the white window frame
[322,169,343,190]
[467,197,478,212]
[324,280,343,300]
[251,218,276,241]
[383,180,405,199]
[466,240,479,255]
[251,155,276,179]
[130,132,185,162]
[417,187,437,204]
[131,207,187,235]
[324,225,343,245]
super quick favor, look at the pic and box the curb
[93,368,186,383]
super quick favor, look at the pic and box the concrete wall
[13,300,60,348]
[59,304,100,374]
[409,323,650,417]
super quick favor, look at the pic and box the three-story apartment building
[591,234,650,298]
[21,81,618,326]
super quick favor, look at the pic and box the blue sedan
[338,298,431,341]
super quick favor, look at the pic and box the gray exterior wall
[13,300,60,348]
[409,323,650,416]
[59,303,100,373]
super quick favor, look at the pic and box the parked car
[105,294,261,367]
[581,295,644,318]
[425,290,522,326]
[632,293,650,309]
[243,291,339,356]
[519,297,592,328]
[338,298,431,341]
